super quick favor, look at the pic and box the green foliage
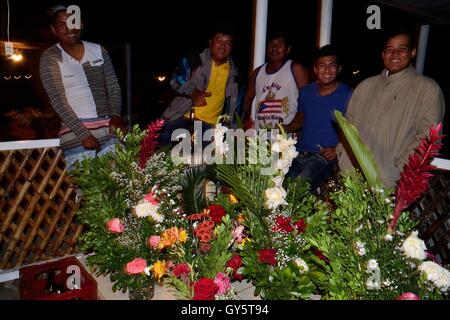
[181,165,211,214]
[307,171,425,299]
[241,243,322,300]
[334,111,383,188]
[216,136,272,247]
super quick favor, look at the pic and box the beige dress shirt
[337,66,445,188]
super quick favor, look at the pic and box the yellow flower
[178,229,188,243]
[237,214,245,223]
[228,194,239,204]
[152,260,166,280]
[241,238,251,247]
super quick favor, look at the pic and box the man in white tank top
[243,32,309,130]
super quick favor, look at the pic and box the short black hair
[314,44,340,65]
[267,31,291,47]
[209,20,236,40]
[382,26,415,49]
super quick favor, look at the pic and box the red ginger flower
[139,119,165,168]
[389,123,444,232]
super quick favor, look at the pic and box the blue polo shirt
[296,81,352,152]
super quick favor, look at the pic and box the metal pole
[251,0,268,120]
[252,0,268,69]
[319,0,333,47]
[125,43,132,128]
[415,25,429,75]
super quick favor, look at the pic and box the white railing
[0,139,60,151]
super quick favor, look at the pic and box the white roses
[133,192,164,223]
[265,187,288,210]
[294,258,309,273]
[401,231,427,260]
[419,261,450,291]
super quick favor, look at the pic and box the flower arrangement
[74,123,188,298]
[308,113,450,300]
[73,112,449,301]
[147,194,245,300]
[217,129,329,299]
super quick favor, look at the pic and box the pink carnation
[144,191,159,205]
[106,218,124,234]
[148,235,161,249]
[125,258,147,274]
[396,292,420,300]
[214,272,231,295]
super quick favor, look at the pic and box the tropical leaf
[181,165,211,214]
[334,110,383,188]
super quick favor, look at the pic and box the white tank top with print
[253,59,299,130]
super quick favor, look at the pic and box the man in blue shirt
[283,45,352,192]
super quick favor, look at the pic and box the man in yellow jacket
[337,27,445,188]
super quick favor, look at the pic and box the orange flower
[161,227,179,246]
[152,260,166,280]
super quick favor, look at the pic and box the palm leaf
[334,110,383,188]
[180,165,211,214]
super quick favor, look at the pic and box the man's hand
[81,135,100,150]
[320,147,337,161]
[191,90,211,107]
[109,115,127,135]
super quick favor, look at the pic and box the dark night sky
[1,0,449,153]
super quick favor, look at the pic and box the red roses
[258,249,277,266]
[208,204,226,224]
[226,254,244,281]
[273,216,307,234]
[193,277,218,300]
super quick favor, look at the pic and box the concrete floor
[0,280,19,300]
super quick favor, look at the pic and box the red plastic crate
[19,256,97,300]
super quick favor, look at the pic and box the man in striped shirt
[40,5,126,170]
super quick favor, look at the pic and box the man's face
[209,33,233,64]
[266,37,290,63]
[314,55,340,85]
[382,34,416,74]
[51,11,82,45]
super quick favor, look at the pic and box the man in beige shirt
[338,27,445,188]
